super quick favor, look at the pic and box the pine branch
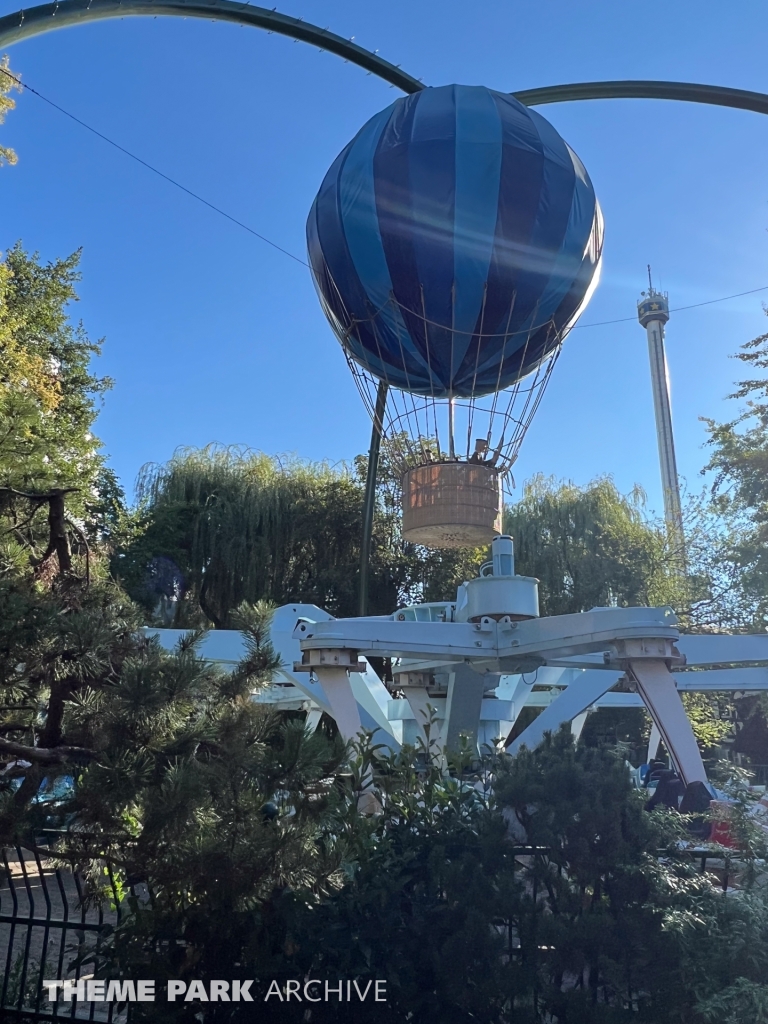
[0,736,95,763]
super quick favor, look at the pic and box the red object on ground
[709,800,738,849]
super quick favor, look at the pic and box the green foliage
[493,730,768,1024]
[118,444,486,628]
[3,568,767,1024]
[0,243,120,570]
[118,729,765,1024]
[697,978,768,1024]
[0,587,359,943]
[504,475,675,616]
[0,55,20,167]
[0,243,111,492]
[703,324,768,630]
[119,446,381,625]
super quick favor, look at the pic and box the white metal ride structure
[289,535,767,791]
[637,273,686,561]
[150,536,768,792]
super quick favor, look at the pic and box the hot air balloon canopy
[307,84,603,400]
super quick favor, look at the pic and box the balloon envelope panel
[308,84,603,399]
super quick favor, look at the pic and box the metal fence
[0,845,130,1022]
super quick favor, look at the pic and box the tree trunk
[48,490,72,574]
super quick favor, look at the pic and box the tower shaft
[637,285,686,562]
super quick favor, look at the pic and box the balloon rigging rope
[419,286,442,458]
[486,294,524,450]
[465,283,490,460]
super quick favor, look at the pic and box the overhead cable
[0,65,309,267]
[573,285,768,329]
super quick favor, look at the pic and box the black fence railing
[0,842,739,1021]
[0,845,130,1022]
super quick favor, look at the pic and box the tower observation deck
[637,276,686,563]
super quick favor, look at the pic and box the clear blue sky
[2,0,767,515]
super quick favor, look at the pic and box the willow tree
[120,446,404,626]
[504,474,679,616]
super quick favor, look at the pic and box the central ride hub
[456,535,539,622]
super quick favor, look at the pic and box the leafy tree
[118,446,385,625]
[697,979,768,1024]
[0,243,111,490]
[492,730,768,1024]
[155,730,766,1024]
[0,549,369,1020]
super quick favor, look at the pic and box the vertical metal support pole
[448,395,456,458]
[359,380,388,617]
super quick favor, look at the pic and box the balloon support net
[345,330,563,488]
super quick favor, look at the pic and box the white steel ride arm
[294,606,680,669]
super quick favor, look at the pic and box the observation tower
[637,271,686,561]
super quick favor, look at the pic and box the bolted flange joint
[293,648,368,674]
[609,637,685,668]
[393,670,432,689]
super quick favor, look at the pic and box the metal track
[513,79,768,115]
[0,0,424,94]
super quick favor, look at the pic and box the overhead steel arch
[512,79,768,116]
[0,0,425,93]
[4,3,768,117]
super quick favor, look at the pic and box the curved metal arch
[0,0,425,94]
[513,79,768,116]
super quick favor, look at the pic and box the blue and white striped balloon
[307,84,603,399]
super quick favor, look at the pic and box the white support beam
[443,665,490,753]
[571,711,590,742]
[647,723,662,763]
[676,634,768,666]
[304,707,323,733]
[313,666,363,744]
[507,670,618,755]
[675,666,768,690]
[294,606,680,667]
[629,659,708,787]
